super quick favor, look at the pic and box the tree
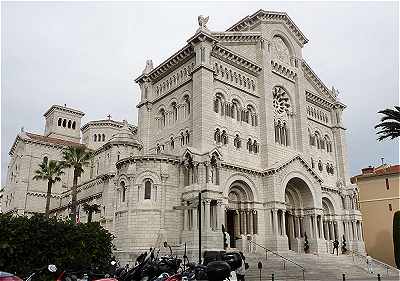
[375,106,400,141]
[61,146,92,223]
[393,210,400,269]
[0,214,115,278]
[82,203,101,223]
[33,159,64,217]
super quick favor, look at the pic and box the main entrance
[225,180,257,249]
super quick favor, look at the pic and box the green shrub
[394,210,400,269]
[0,214,115,277]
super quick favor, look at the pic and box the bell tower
[43,104,85,143]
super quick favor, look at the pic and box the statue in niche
[273,36,290,64]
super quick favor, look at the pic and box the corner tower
[43,105,84,143]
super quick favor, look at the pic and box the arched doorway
[226,180,256,248]
[284,177,315,252]
[322,197,337,242]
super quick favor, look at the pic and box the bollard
[377,273,381,281]
[272,273,275,281]
[342,273,346,281]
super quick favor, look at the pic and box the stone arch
[134,170,161,186]
[281,171,318,209]
[271,30,295,57]
[223,173,259,202]
[322,197,335,215]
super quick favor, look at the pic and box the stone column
[358,222,363,241]
[323,220,328,240]
[243,211,248,234]
[249,211,254,235]
[296,216,301,238]
[273,210,279,236]
[193,207,198,230]
[329,221,335,240]
[204,200,211,231]
[282,211,286,236]
[183,209,188,231]
[234,211,240,238]
[216,201,224,231]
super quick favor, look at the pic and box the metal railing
[350,250,400,278]
[246,239,305,281]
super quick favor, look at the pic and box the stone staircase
[244,251,400,281]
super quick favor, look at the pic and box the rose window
[272,86,291,115]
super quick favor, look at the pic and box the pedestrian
[332,238,339,255]
[236,252,248,281]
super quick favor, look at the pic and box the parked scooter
[25,264,58,281]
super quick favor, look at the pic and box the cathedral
[3,10,365,262]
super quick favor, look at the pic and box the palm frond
[375,106,400,141]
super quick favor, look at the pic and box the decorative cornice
[135,44,194,84]
[212,44,262,76]
[302,60,337,103]
[305,91,335,110]
[226,10,308,46]
[81,120,137,134]
[43,104,85,118]
[116,154,181,169]
[211,32,262,43]
[271,59,297,82]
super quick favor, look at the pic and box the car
[0,271,23,281]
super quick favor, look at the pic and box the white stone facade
[3,10,365,262]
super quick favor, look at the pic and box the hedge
[0,214,115,278]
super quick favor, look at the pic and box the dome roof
[108,120,141,147]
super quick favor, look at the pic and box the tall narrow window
[67,120,72,128]
[58,118,62,126]
[62,119,66,127]
[121,181,126,202]
[385,178,390,190]
[43,156,48,164]
[185,130,190,144]
[72,121,76,129]
[170,137,174,150]
[94,134,97,142]
[144,179,152,200]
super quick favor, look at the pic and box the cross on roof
[107,114,112,120]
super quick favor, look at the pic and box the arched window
[67,120,72,128]
[72,121,76,129]
[214,129,221,143]
[185,130,190,144]
[144,179,152,200]
[234,134,241,149]
[181,132,185,146]
[221,130,228,145]
[231,99,241,121]
[43,156,48,164]
[247,138,252,152]
[184,95,190,117]
[62,119,66,127]
[94,134,97,142]
[156,144,161,154]
[170,137,174,150]
[102,134,105,142]
[253,140,258,153]
[311,157,315,169]
[318,160,323,171]
[159,109,166,128]
[171,102,178,122]
[120,181,126,202]
[98,134,101,142]
[58,118,62,126]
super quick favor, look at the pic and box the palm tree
[82,203,101,223]
[33,159,64,217]
[375,106,400,141]
[61,146,92,223]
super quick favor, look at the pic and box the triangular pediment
[226,10,308,47]
[268,155,323,184]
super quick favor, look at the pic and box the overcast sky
[1,1,399,185]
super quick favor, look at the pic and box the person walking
[332,239,339,255]
[236,252,248,281]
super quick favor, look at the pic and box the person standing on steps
[236,252,248,281]
[332,238,339,255]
